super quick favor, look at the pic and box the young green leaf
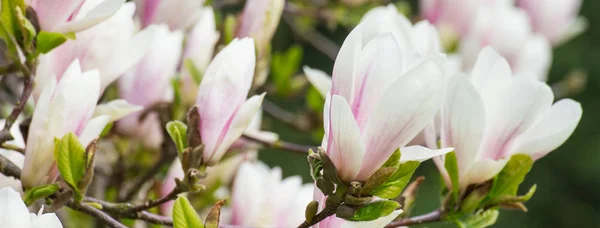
[173,196,204,228]
[166,120,188,156]
[370,161,420,199]
[350,200,400,221]
[35,31,76,54]
[0,0,26,57]
[54,133,88,201]
[456,209,499,228]
[487,154,533,199]
[445,152,460,200]
[184,59,203,85]
[271,45,303,95]
[22,184,59,205]
[223,15,236,44]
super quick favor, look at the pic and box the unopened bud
[305,201,319,222]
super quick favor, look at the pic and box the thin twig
[0,152,21,178]
[1,143,24,154]
[261,99,312,131]
[385,210,442,227]
[284,2,334,22]
[0,74,33,144]
[130,186,183,212]
[67,201,128,228]
[282,14,339,60]
[242,133,315,155]
[297,206,337,228]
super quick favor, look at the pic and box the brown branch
[0,151,21,178]
[385,210,442,227]
[242,133,315,155]
[0,71,33,144]
[297,206,337,228]
[67,200,128,228]
[282,14,339,60]
[1,143,24,154]
[261,99,312,131]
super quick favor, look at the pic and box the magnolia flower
[159,111,276,215]
[194,38,265,166]
[117,25,183,149]
[180,7,220,105]
[0,187,62,228]
[226,161,313,227]
[0,120,25,192]
[135,0,205,30]
[26,0,124,33]
[319,11,451,182]
[34,2,157,99]
[22,60,139,188]
[459,2,552,81]
[517,0,586,45]
[236,0,284,54]
[434,47,582,189]
[420,0,505,36]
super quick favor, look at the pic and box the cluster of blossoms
[0,0,585,228]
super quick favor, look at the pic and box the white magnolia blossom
[517,0,586,45]
[26,0,124,33]
[434,47,582,188]
[0,187,62,227]
[135,0,205,30]
[34,2,158,98]
[226,161,313,227]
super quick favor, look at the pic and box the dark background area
[258,0,600,227]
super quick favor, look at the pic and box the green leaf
[184,59,203,85]
[35,31,76,54]
[271,45,303,95]
[306,87,325,112]
[54,133,87,201]
[487,154,533,199]
[22,184,59,205]
[15,7,35,53]
[350,200,400,221]
[166,121,188,156]
[460,184,490,214]
[173,196,204,228]
[445,151,460,200]
[370,161,420,199]
[362,149,401,194]
[486,184,537,206]
[456,209,499,228]
[0,0,26,58]
[171,77,183,119]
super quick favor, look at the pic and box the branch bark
[385,210,442,227]
[242,133,315,155]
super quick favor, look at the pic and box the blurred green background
[255,0,600,227]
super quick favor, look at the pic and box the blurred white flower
[0,187,62,227]
[517,0,586,45]
[135,0,205,30]
[26,0,124,33]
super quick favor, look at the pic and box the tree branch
[385,210,442,227]
[0,68,33,144]
[297,206,337,228]
[66,200,128,228]
[242,133,315,155]
[282,14,339,60]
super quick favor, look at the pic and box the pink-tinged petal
[103,21,158,90]
[0,187,31,227]
[236,0,283,52]
[350,33,405,130]
[462,158,508,188]
[321,93,331,150]
[231,161,273,225]
[399,146,453,163]
[358,60,443,180]
[328,95,365,182]
[508,99,582,160]
[160,159,183,216]
[303,66,332,98]
[119,25,183,106]
[441,73,485,178]
[78,115,110,147]
[55,60,101,135]
[28,0,84,31]
[470,47,513,114]
[331,24,362,101]
[513,35,552,82]
[148,0,205,30]
[134,0,162,28]
[53,0,125,33]
[205,94,265,165]
[480,78,554,159]
[359,4,413,50]
[92,99,142,122]
[183,7,220,73]
[197,38,256,164]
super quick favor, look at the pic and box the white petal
[30,213,63,228]
[358,60,443,180]
[470,47,513,114]
[209,94,265,165]
[78,115,111,147]
[331,24,362,101]
[0,187,31,227]
[480,78,553,159]
[328,95,366,182]
[303,66,332,98]
[93,99,142,122]
[513,35,552,82]
[54,0,125,33]
[400,146,453,163]
[441,73,485,178]
[509,99,582,160]
[462,158,508,188]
